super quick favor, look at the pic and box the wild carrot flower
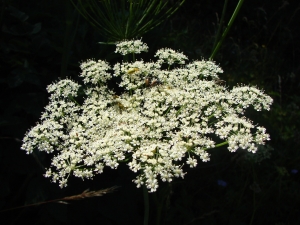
[21,40,273,192]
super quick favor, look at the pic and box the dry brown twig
[0,186,119,212]
[62,186,119,201]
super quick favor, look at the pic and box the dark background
[1,0,299,224]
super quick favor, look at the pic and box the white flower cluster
[115,39,149,55]
[79,59,111,84]
[155,48,188,65]
[21,40,273,192]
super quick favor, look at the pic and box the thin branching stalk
[210,0,245,60]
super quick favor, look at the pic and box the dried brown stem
[0,186,119,213]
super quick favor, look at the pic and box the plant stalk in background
[69,0,186,41]
[210,0,245,59]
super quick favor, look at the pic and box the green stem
[61,1,72,78]
[61,1,80,78]
[212,0,228,52]
[249,165,256,225]
[214,141,228,148]
[143,185,149,225]
[209,0,245,60]
[68,95,81,106]
[153,192,162,225]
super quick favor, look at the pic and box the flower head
[80,59,111,84]
[115,39,148,55]
[155,48,188,65]
[22,40,273,192]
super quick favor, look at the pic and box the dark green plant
[69,0,186,41]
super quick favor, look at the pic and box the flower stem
[211,0,228,53]
[143,185,149,225]
[214,141,228,148]
[153,194,163,225]
[209,0,245,60]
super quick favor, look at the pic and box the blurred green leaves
[70,0,186,41]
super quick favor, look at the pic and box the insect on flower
[145,78,162,87]
[215,79,226,86]
[151,79,161,87]
[145,78,150,86]
[127,67,140,75]
[112,95,126,113]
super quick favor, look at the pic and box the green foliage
[70,0,186,41]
